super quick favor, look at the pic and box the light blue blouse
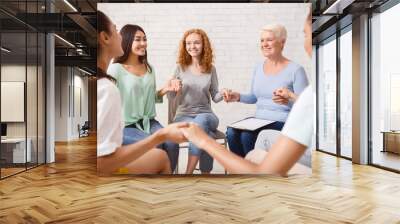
[240,61,309,122]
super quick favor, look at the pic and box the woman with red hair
[168,29,223,174]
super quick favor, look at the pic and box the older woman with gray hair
[222,24,309,158]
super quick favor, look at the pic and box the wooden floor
[1,167,26,177]
[372,150,400,171]
[1,135,400,223]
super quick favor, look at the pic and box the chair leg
[224,138,228,175]
[175,156,179,174]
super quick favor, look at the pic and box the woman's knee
[188,144,202,157]
[150,119,164,134]
[199,152,213,172]
[240,131,257,151]
[241,130,256,141]
[192,119,210,132]
[267,121,285,131]
[124,148,171,174]
[122,127,148,145]
[193,113,219,131]
[174,115,192,123]
[226,127,239,139]
[275,121,285,130]
[153,148,171,173]
[198,113,219,125]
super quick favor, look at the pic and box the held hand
[180,123,213,149]
[158,122,189,143]
[272,87,293,105]
[221,88,231,102]
[170,78,182,92]
[272,95,290,105]
[273,87,290,99]
[229,91,240,102]
[164,78,182,93]
[222,89,240,102]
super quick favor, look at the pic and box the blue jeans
[174,113,219,173]
[122,119,179,171]
[226,121,285,158]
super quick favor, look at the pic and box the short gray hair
[261,24,287,42]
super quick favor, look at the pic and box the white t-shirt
[281,86,314,147]
[97,78,123,157]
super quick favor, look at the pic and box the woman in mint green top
[108,62,161,133]
[107,24,181,171]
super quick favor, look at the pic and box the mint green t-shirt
[107,63,162,133]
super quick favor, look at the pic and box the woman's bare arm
[97,131,165,174]
[182,124,306,175]
[257,135,306,175]
[98,123,188,174]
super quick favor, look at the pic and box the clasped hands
[157,122,211,149]
[163,78,182,93]
[272,87,293,105]
[221,88,240,102]
[221,87,294,105]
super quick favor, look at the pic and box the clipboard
[228,117,275,131]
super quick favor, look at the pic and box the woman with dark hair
[97,11,187,175]
[168,28,223,174]
[107,24,181,172]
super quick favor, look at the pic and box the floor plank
[0,135,399,223]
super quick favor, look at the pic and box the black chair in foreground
[78,121,90,138]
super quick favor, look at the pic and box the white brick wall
[99,3,312,131]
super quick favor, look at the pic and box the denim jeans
[122,119,179,171]
[226,121,285,158]
[174,113,219,173]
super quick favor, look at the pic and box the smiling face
[131,30,147,56]
[185,33,203,58]
[260,31,284,58]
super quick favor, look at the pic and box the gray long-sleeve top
[168,65,223,118]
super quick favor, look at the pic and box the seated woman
[107,24,181,171]
[96,11,187,175]
[223,24,308,158]
[168,28,223,174]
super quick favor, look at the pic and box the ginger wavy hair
[177,29,214,73]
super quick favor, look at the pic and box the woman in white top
[180,9,314,176]
[96,11,188,174]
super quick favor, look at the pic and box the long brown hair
[177,29,214,73]
[113,24,152,73]
[97,10,116,82]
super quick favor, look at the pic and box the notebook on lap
[228,117,275,131]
